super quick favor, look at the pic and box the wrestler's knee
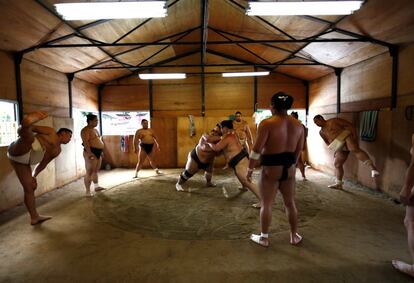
[334,160,343,168]
[261,196,273,207]
[284,198,296,210]
[239,178,250,187]
[404,216,414,229]
[24,177,37,192]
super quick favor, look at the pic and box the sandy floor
[0,167,412,283]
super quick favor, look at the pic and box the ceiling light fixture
[54,1,167,20]
[139,73,186,80]
[246,1,363,16]
[222,71,270,77]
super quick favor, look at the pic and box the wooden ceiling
[0,0,413,84]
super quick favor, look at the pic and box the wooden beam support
[14,52,23,123]
[334,68,343,114]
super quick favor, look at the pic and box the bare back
[320,118,355,144]
[197,134,220,163]
[213,132,244,162]
[36,132,61,157]
[257,115,304,155]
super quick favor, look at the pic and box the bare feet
[328,183,343,190]
[238,187,248,192]
[222,186,229,198]
[371,170,380,178]
[85,191,95,197]
[133,175,138,179]
[250,234,269,247]
[31,215,52,225]
[94,187,105,192]
[392,260,414,277]
[176,182,184,192]
[206,182,216,187]
[23,111,48,127]
[290,232,303,245]
[252,202,261,209]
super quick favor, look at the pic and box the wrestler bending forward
[176,126,222,191]
[8,111,72,224]
[208,120,261,208]
[313,114,379,189]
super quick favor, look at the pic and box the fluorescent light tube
[222,71,270,77]
[246,1,363,16]
[139,73,186,80]
[54,1,167,20]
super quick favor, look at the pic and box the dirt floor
[0,167,412,283]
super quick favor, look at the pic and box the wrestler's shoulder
[80,127,92,135]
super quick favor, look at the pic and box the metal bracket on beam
[334,68,343,114]
[98,84,104,135]
[67,73,74,118]
[389,46,399,109]
[148,70,153,118]
[254,66,258,112]
[304,81,309,116]
[14,52,24,123]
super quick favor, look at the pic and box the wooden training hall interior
[0,0,414,282]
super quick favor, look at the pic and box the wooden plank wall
[176,116,256,168]
[101,70,306,168]
[205,76,253,111]
[258,73,306,109]
[0,51,16,101]
[101,84,149,111]
[0,50,99,213]
[72,77,99,111]
[309,52,393,114]
[102,117,177,169]
[21,59,69,117]
[308,44,414,198]
[341,53,392,103]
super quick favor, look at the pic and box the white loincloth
[328,130,351,152]
[7,137,45,165]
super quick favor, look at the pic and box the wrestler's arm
[207,137,227,152]
[32,153,55,178]
[133,130,141,153]
[304,125,308,138]
[204,134,221,143]
[319,130,330,145]
[245,123,254,148]
[295,127,305,162]
[400,135,414,205]
[152,130,160,150]
[248,121,268,169]
[81,129,94,159]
